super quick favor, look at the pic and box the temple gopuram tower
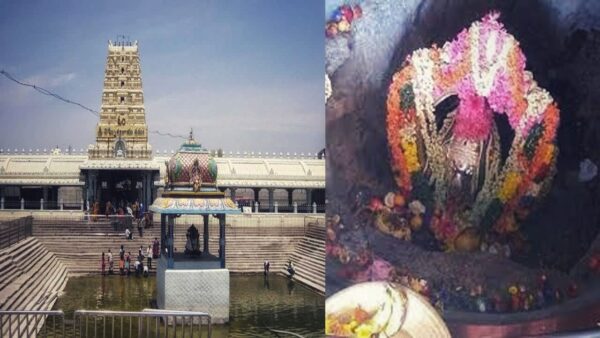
[88,38,152,159]
[81,37,159,210]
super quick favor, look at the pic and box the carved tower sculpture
[88,38,152,159]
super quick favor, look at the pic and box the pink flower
[453,93,494,140]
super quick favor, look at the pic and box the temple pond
[52,274,325,337]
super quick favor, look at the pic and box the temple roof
[0,154,325,188]
[164,131,218,188]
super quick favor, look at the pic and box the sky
[0,0,324,154]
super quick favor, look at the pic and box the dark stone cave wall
[326,0,600,272]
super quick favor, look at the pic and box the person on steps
[119,245,125,275]
[286,260,295,279]
[146,245,152,270]
[125,228,132,240]
[264,260,270,275]
[107,249,114,275]
[143,264,149,278]
[137,210,143,238]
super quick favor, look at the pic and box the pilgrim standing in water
[107,249,114,275]
[125,252,131,276]
[101,252,106,275]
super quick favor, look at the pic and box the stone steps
[35,231,302,274]
[282,235,325,294]
[305,224,326,240]
[0,237,68,336]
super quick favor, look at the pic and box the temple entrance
[83,169,157,213]
[98,170,142,211]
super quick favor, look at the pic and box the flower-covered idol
[385,12,559,248]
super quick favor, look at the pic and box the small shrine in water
[150,131,240,323]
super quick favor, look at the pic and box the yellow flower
[355,324,375,338]
[499,172,521,202]
[400,137,421,172]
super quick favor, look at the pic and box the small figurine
[518,285,527,309]
[567,282,578,298]
[508,285,520,311]
[554,288,563,303]
[476,297,487,313]
[535,289,545,309]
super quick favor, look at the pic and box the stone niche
[156,258,230,324]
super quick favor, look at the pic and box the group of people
[104,199,145,219]
[101,238,160,277]
[263,259,296,279]
[90,199,152,230]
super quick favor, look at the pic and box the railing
[0,198,85,211]
[0,310,65,337]
[0,198,327,214]
[172,214,325,237]
[32,214,138,233]
[0,216,33,250]
[74,309,212,337]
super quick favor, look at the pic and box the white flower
[408,200,426,215]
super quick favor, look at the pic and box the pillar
[167,215,175,268]
[0,197,4,210]
[219,215,226,268]
[254,201,259,213]
[86,171,98,203]
[287,189,294,206]
[230,188,236,201]
[274,201,279,213]
[268,188,274,212]
[160,213,166,256]
[43,187,48,204]
[253,188,260,203]
[142,171,152,209]
[203,214,209,254]
[293,202,298,214]
[305,188,313,212]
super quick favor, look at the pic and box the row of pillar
[250,201,319,214]
[232,187,314,209]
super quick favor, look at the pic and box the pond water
[52,274,325,337]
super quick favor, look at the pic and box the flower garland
[325,4,363,38]
[385,12,559,246]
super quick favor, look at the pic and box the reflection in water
[53,274,324,337]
